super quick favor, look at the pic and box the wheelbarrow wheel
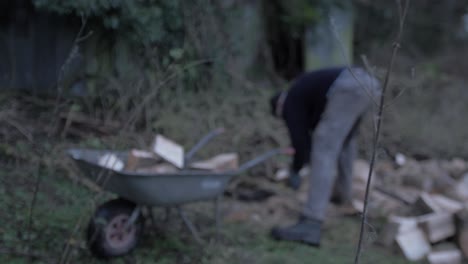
[87,198,142,258]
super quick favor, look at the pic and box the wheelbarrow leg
[177,206,203,244]
[214,195,222,241]
[125,205,141,228]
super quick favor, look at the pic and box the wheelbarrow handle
[236,147,294,174]
[184,127,225,165]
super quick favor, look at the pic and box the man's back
[287,67,344,107]
[283,67,345,129]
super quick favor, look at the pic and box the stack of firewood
[350,155,468,263]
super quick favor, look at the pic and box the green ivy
[32,0,184,47]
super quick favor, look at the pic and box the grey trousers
[303,68,381,220]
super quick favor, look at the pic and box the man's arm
[285,113,311,174]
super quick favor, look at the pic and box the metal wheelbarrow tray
[67,129,290,258]
[67,148,283,206]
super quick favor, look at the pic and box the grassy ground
[0,158,413,264]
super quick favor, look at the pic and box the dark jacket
[281,67,345,173]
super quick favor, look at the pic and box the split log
[412,192,444,215]
[351,199,364,213]
[455,209,468,258]
[378,216,419,247]
[417,213,456,243]
[152,134,184,168]
[395,227,431,261]
[452,173,468,201]
[430,194,464,214]
[190,153,239,172]
[427,250,462,264]
[427,243,462,264]
[125,149,160,171]
[412,193,463,216]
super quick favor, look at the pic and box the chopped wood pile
[350,154,468,263]
[97,134,238,174]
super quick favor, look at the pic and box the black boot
[271,217,321,247]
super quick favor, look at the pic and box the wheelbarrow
[67,128,291,258]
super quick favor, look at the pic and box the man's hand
[287,171,301,190]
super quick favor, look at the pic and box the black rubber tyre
[87,198,142,258]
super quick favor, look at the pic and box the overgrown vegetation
[33,0,184,47]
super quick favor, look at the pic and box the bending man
[269,66,380,246]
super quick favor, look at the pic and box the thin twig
[383,67,416,109]
[354,1,410,263]
[50,14,91,136]
[26,163,42,255]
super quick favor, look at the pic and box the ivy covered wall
[1,0,350,95]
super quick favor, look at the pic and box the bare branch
[49,14,92,136]
[354,1,410,263]
[26,163,41,256]
[383,67,416,109]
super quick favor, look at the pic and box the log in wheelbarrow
[67,128,291,258]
